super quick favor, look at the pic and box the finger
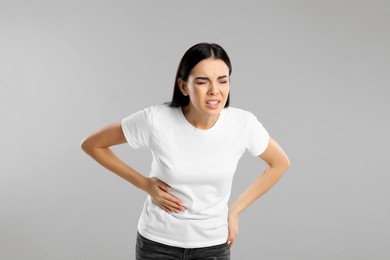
[156,189,185,208]
[154,186,184,207]
[164,193,185,207]
[161,198,185,212]
[154,178,171,192]
[152,179,185,207]
[159,202,183,214]
[227,235,234,247]
[227,234,235,248]
[165,199,185,212]
[159,204,172,213]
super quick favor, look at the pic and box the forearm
[82,147,148,191]
[229,165,288,216]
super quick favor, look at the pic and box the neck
[182,105,220,130]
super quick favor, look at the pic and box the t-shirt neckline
[176,106,226,136]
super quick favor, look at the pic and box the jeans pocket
[136,232,144,248]
[136,232,163,251]
[195,242,231,259]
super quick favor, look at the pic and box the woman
[81,42,290,259]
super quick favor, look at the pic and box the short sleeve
[246,112,270,157]
[121,107,153,149]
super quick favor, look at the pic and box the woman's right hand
[144,177,186,214]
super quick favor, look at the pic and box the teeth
[207,101,219,105]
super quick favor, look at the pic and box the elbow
[281,155,290,172]
[284,156,291,170]
[80,137,93,154]
[281,158,290,174]
[270,157,290,173]
[276,163,289,173]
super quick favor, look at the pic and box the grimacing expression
[178,58,230,117]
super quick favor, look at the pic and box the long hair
[166,43,232,108]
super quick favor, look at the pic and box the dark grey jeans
[136,231,231,260]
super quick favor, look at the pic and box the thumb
[227,231,234,246]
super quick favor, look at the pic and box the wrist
[228,207,240,217]
[138,176,150,193]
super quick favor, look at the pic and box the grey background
[1,0,389,259]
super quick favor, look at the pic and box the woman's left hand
[227,211,239,248]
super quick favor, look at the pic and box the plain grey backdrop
[1,0,389,259]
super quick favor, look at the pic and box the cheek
[222,85,230,95]
[190,87,204,100]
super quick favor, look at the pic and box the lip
[205,99,221,109]
[205,99,221,103]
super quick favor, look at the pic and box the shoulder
[122,104,177,134]
[224,106,254,122]
[138,104,178,125]
[224,106,267,130]
[122,104,173,123]
[225,106,252,115]
[143,103,176,117]
[134,103,173,116]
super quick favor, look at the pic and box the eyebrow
[194,75,229,81]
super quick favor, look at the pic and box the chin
[202,106,223,116]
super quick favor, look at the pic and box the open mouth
[206,100,220,105]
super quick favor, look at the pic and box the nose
[208,82,219,95]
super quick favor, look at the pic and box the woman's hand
[227,211,239,248]
[144,177,185,214]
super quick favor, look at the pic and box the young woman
[81,42,290,259]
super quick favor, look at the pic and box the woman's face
[178,58,230,118]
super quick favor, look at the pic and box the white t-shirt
[121,104,270,248]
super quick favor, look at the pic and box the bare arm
[80,122,185,213]
[227,136,290,246]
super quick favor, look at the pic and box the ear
[177,78,189,96]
